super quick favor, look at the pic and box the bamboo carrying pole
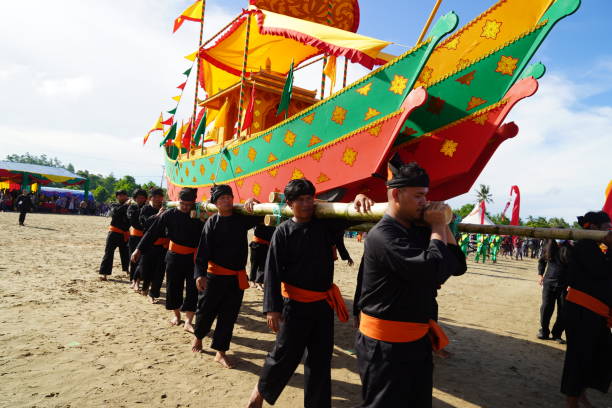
[164,200,610,241]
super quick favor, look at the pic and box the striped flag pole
[191,0,206,155]
[320,1,334,99]
[342,57,348,88]
[237,11,253,138]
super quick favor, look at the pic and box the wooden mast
[417,0,443,44]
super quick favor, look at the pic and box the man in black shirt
[99,190,130,280]
[249,225,276,288]
[16,190,33,226]
[246,179,371,408]
[191,184,260,368]
[132,188,203,332]
[354,161,466,407]
[127,189,148,290]
[138,188,167,303]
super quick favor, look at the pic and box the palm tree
[474,184,493,204]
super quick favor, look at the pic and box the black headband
[386,155,429,188]
[179,188,197,202]
[210,184,233,204]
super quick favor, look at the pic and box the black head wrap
[385,154,429,188]
[150,188,164,197]
[210,184,233,204]
[284,178,315,202]
[178,187,197,202]
[577,211,610,229]
[132,188,148,199]
[115,189,128,197]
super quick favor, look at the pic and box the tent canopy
[0,161,86,187]
[461,204,494,225]
[199,7,391,96]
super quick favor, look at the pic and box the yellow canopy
[199,7,391,96]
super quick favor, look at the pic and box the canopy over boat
[198,6,391,95]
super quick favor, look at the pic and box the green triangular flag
[183,67,192,76]
[276,60,294,116]
[167,107,177,115]
[159,123,177,146]
[193,110,207,146]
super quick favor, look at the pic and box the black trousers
[561,301,612,397]
[99,231,129,275]
[249,242,269,283]
[258,300,334,408]
[194,275,244,351]
[128,236,142,281]
[18,211,27,225]
[140,245,166,298]
[540,283,566,338]
[356,332,433,408]
[164,252,197,312]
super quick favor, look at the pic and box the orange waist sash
[168,241,196,255]
[129,227,144,237]
[359,312,449,351]
[207,261,249,290]
[253,236,270,245]
[153,237,170,247]
[109,226,129,242]
[566,287,611,328]
[281,282,349,322]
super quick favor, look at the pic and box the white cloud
[448,73,612,221]
[35,75,94,97]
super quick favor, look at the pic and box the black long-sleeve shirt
[139,204,162,232]
[108,202,130,231]
[16,195,33,211]
[127,203,145,231]
[194,213,262,279]
[137,208,203,252]
[537,245,570,287]
[356,215,466,323]
[263,217,350,314]
[253,225,275,241]
[567,239,612,307]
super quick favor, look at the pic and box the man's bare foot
[255,283,263,291]
[169,315,181,326]
[214,351,235,369]
[249,281,257,288]
[192,337,203,353]
[141,288,148,297]
[99,275,108,281]
[246,385,264,408]
[434,349,452,359]
[184,321,195,334]
[149,296,157,304]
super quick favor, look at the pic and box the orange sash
[168,240,196,255]
[566,287,612,328]
[153,237,170,247]
[109,226,129,242]
[359,312,449,351]
[129,227,144,237]
[207,261,249,290]
[281,282,349,322]
[253,236,270,245]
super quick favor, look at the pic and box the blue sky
[0,0,609,220]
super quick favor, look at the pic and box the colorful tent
[461,203,494,225]
[0,161,89,197]
[198,7,391,96]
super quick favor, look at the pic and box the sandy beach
[1,212,609,408]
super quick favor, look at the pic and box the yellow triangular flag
[323,55,337,93]
[144,113,164,145]
[172,95,181,102]
[184,50,198,62]
[174,120,184,150]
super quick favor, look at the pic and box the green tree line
[5,153,163,203]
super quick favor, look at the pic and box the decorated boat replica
[148,0,581,203]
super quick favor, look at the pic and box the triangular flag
[193,109,207,146]
[184,51,198,62]
[172,95,181,102]
[173,0,202,33]
[159,123,177,146]
[182,119,194,149]
[167,107,177,115]
[177,82,187,90]
[242,82,256,132]
[277,60,294,116]
[323,55,337,93]
[144,113,164,145]
[174,120,184,150]
[162,116,174,126]
[183,67,192,76]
